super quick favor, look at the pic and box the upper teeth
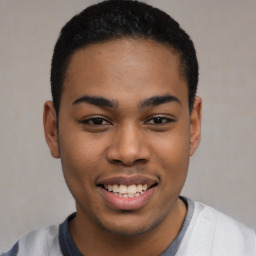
[105,184,148,194]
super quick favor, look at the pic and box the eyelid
[144,115,176,125]
[79,116,112,125]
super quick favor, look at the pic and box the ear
[189,96,202,156]
[43,101,60,158]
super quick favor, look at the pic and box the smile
[103,184,152,198]
[97,177,158,210]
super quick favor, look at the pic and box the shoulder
[194,201,255,238]
[179,201,256,255]
[1,225,62,256]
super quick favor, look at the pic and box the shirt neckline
[58,196,194,256]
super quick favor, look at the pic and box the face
[44,39,201,237]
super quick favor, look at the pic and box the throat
[70,198,187,256]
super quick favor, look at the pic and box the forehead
[62,39,188,105]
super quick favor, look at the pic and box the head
[44,0,201,240]
[51,0,198,117]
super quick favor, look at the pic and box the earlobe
[43,101,60,158]
[189,96,202,156]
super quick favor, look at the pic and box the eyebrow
[72,94,181,109]
[139,94,181,108]
[72,95,118,108]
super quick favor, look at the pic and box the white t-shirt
[2,198,256,256]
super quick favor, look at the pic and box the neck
[69,198,187,256]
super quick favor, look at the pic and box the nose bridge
[106,121,150,165]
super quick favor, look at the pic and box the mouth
[98,183,158,198]
[97,176,158,210]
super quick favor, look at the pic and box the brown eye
[90,118,104,125]
[154,117,167,124]
[147,117,174,124]
[82,117,111,125]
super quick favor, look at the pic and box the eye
[82,117,111,126]
[146,116,174,125]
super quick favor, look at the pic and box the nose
[106,123,150,166]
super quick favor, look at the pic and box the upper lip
[97,175,159,187]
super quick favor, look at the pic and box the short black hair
[51,0,198,116]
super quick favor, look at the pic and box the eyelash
[145,116,175,125]
[81,117,112,126]
[80,116,175,126]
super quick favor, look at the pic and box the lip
[97,175,159,210]
[98,185,157,210]
[98,175,158,187]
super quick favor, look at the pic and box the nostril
[110,158,148,167]
[134,158,148,164]
[111,159,123,164]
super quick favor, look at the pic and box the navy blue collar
[58,197,194,256]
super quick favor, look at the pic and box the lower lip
[99,187,156,210]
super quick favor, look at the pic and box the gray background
[1,0,255,251]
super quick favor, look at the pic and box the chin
[96,211,166,237]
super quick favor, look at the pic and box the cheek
[59,134,107,214]
[59,131,106,192]
[150,126,190,182]
[152,124,190,158]
[60,129,105,164]
[158,139,189,172]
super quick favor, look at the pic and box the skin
[43,39,201,256]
